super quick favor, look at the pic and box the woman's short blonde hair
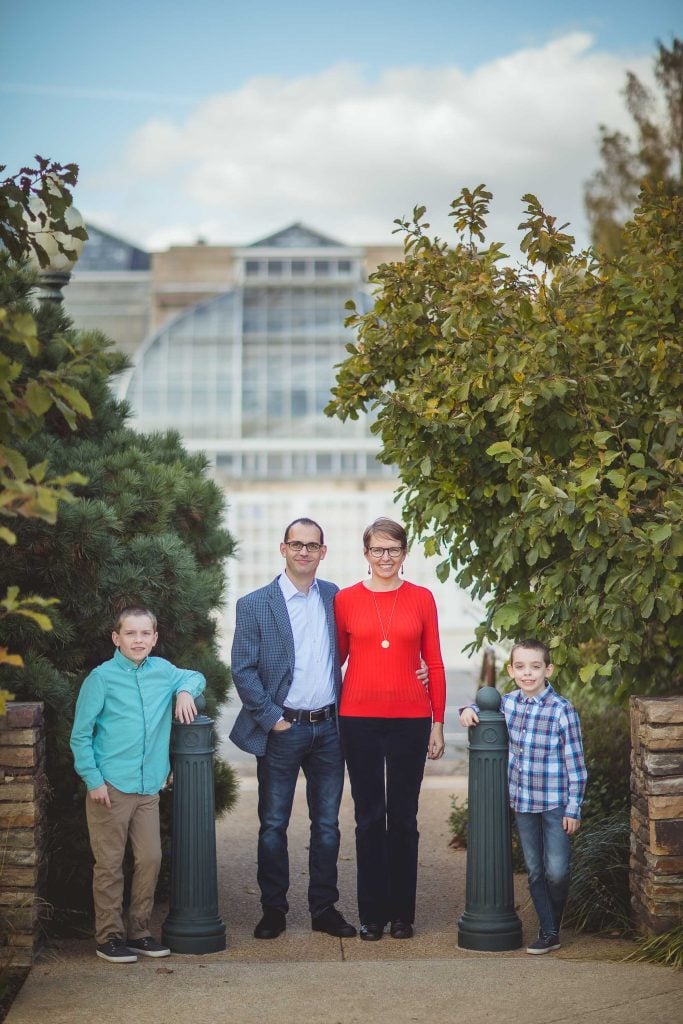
[362,517,407,551]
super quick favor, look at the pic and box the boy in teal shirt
[70,607,205,963]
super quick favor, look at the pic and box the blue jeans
[340,716,431,927]
[256,717,344,918]
[515,807,572,938]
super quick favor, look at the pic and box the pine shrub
[0,264,237,931]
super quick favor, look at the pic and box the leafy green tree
[1,160,100,683]
[327,184,682,700]
[585,38,683,256]
[1,215,236,928]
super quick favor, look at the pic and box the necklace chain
[370,588,400,649]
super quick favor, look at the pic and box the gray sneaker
[126,936,171,958]
[526,932,561,955]
[96,935,137,963]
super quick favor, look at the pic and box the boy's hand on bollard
[175,691,198,723]
[459,708,479,727]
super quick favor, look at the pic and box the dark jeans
[340,716,431,927]
[256,717,344,918]
[515,807,572,938]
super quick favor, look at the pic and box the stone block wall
[630,695,683,934]
[0,703,47,967]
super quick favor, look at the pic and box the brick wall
[630,695,683,934]
[0,703,47,967]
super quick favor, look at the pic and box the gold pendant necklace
[371,587,400,649]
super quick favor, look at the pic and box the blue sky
[2,1,680,250]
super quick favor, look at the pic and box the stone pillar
[0,703,47,966]
[630,695,683,934]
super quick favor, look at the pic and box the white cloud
[105,33,651,251]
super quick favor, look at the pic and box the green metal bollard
[161,697,226,953]
[457,686,522,951]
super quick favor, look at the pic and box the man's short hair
[283,518,324,545]
[510,638,551,666]
[113,606,158,632]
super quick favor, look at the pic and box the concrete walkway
[7,769,681,1024]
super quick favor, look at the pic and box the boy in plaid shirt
[459,638,587,954]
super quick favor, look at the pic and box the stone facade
[630,695,683,934]
[0,703,47,967]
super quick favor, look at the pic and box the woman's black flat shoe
[390,920,414,939]
[359,923,383,941]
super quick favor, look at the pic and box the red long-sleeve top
[335,581,446,722]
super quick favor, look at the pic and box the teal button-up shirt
[70,649,206,795]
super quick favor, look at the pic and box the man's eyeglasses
[367,547,404,558]
[284,541,323,553]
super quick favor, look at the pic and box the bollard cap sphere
[477,686,502,711]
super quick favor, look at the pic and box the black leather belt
[282,703,336,724]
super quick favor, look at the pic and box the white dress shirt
[278,572,335,711]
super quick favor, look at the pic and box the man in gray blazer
[230,517,356,940]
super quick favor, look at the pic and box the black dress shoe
[254,908,286,939]
[359,923,383,941]
[311,906,357,937]
[390,920,414,939]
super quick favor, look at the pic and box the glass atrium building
[71,224,478,669]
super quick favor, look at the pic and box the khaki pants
[85,785,162,945]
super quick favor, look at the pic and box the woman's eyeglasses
[367,547,404,558]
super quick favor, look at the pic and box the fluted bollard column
[458,686,522,950]
[162,696,226,953]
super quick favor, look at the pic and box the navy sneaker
[96,935,137,963]
[126,936,171,958]
[526,932,561,955]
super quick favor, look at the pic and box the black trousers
[340,716,431,927]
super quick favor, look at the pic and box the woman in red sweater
[335,517,446,941]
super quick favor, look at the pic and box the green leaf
[649,523,671,544]
[436,560,450,583]
[25,380,53,416]
[579,663,600,684]
[492,602,523,631]
[0,446,29,480]
[486,441,513,456]
[49,381,92,418]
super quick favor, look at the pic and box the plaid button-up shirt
[499,685,587,818]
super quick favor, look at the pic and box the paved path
[7,766,681,1024]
